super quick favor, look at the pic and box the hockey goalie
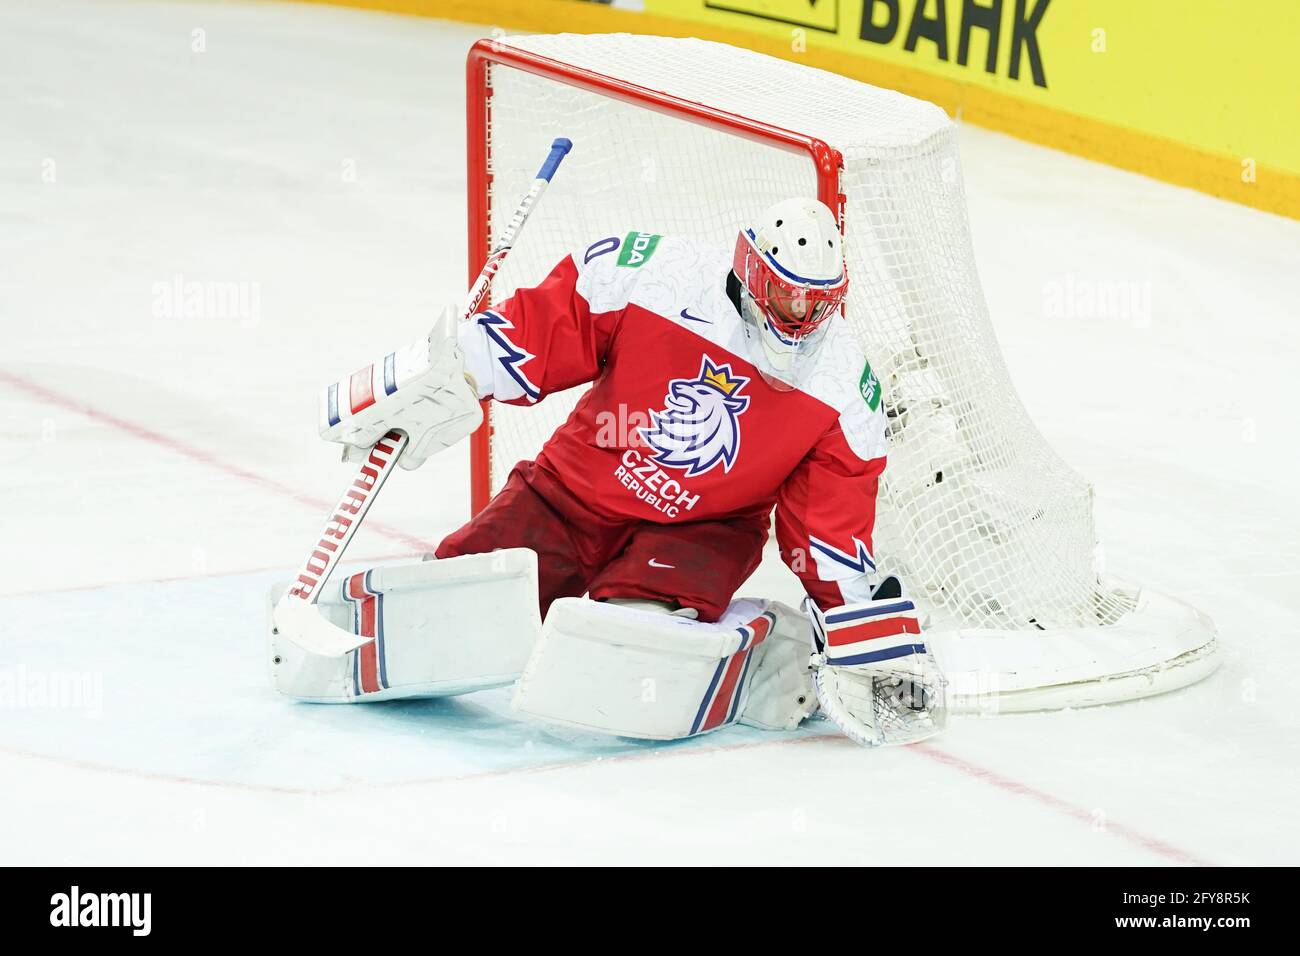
[269,199,946,748]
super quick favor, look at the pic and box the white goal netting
[481,33,1115,634]
[472,35,1217,709]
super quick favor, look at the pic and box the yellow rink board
[293,0,1300,219]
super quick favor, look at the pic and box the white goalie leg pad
[511,596,815,739]
[268,549,541,703]
[737,600,818,731]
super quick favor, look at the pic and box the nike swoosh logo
[647,559,676,569]
[679,308,710,324]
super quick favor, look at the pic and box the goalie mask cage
[465,34,1218,713]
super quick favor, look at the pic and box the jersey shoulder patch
[616,231,662,268]
[857,357,882,412]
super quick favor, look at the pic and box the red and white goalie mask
[732,197,848,389]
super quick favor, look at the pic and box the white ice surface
[2,0,1298,865]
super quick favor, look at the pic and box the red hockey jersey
[458,231,889,609]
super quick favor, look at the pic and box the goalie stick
[273,137,573,657]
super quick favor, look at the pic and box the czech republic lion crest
[640,356,750,476]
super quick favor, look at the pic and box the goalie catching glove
[807,576,947,747]
[318,307,482,470]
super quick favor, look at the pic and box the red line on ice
[0,367,435,554]
[907,741,1213,866]
[0,733,1215,865]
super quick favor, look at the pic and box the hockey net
[466,34,1218,712]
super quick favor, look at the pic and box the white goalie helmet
[732,197,848,389]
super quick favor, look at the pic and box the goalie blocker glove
[318,306,482,471]
[806,575,948,747]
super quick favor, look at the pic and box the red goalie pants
[436,461,768,623]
